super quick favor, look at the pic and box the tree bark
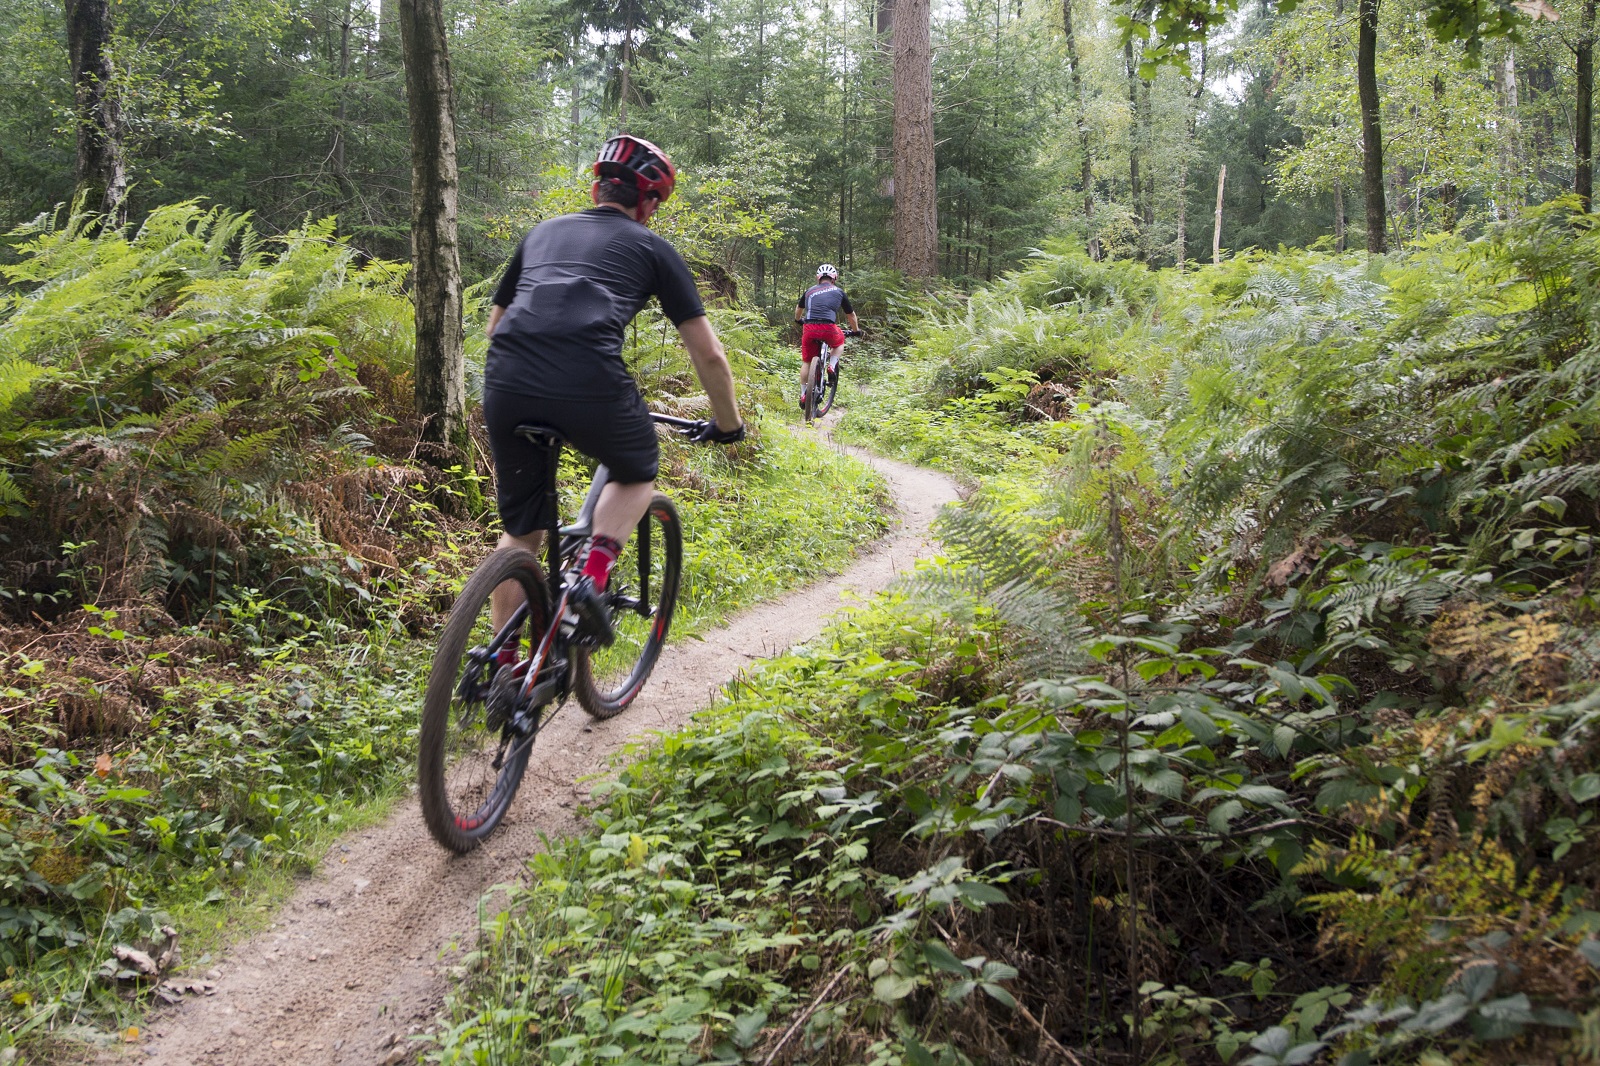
[1124,33,1142,238]
[1331,0,1345,249]
[1213,164,1226,264]
[892,0,937,277]
[876,0,894,38]
[332,2,353,197]
[1334,178,1346,250]
[1356,0,1385,253]
[1576,0,1594,209]
[397,0,466,455]
[1063,0,1098,258]
[1498,48,1521,220]
[66,0,126,224]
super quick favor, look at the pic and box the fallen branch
[1019,1002,1082,1065]
[760,964,852,1066]
[1029,814,1308,843]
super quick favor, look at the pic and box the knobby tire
[419,547,551,853]
[575,494,683,719]
[814,359,838,417]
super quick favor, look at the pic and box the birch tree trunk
[66,0,126,224]
[397,0,466,455]
[892,0,937,277]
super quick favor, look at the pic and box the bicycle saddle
[513,423,564,448]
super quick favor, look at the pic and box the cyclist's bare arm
[793,304,804,323]
[845,311,859,333]
[677,315,743,432]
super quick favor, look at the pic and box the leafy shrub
[0,203,420,623]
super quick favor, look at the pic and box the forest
[0,0,1597,1059]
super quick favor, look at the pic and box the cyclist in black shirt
[484,135,745,647]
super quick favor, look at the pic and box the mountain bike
[802,328,861,424]
[418,412,713,853]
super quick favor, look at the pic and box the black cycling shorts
[484,386,661,537]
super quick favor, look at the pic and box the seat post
[545,440,563,600]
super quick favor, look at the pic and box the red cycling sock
[581,535,623,590]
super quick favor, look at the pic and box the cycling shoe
[566,575,615,647]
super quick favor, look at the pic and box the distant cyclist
[793,264,859,409]
[484,134,745,648]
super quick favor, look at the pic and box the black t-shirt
[797,282,854,324]
[487,208,706,400]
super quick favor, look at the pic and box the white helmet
[816,263,840,280]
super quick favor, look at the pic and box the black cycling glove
[687,420,746,444]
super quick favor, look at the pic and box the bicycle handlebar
[652,412,745,445]
[650,413,702,430]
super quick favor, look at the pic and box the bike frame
[481,413,700,732]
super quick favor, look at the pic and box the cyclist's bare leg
[486,479,652,633]
[490,529,546,633]
[592,480,654,546]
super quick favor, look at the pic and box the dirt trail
[100,432,957,1066]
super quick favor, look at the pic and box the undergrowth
[0,205,889,1057]
[444,204,1600,1066]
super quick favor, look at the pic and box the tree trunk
[1579,0,1595,209]
[619,5,634,132]
[332,2,353,197]
[397,0,466,456]
[1063,0,1098,258]
[1356,0,1385,253]
[1124,33,1142,237]
[876,0,894,38]
[1498,48,1521,220]
[1213,164,1226,264]
[892,0,936,277]
[66,0,126,224]
[1334,178,1345,250]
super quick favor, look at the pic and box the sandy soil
[92,432,957,1066]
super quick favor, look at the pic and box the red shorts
[801,322,847,363]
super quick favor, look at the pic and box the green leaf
[731,1009,767,1049]
[903,1035,937,1066]
[980,981,1017,1008]
[872,974,917,1002]
[1181,705,1222,744]
[1569,774,1600,803]
[923,940,969,975]
[956,881,1008,907]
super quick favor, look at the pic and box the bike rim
[583,500,680,707]
[435,568,546,837]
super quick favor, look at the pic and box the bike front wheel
[575,495,683,719]
[419,547,551,853]
[814,361,839,417]
[802,357,822,423]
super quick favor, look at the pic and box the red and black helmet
[594,134,677,203]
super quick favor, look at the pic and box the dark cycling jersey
[488,208,705,401]
[797,283,854,324]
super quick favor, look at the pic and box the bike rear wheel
[419,547,551,853]
[575,495,682,719]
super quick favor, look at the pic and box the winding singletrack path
[100,432,958,1066]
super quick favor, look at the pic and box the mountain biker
[484,134,745,648]
[794,264,859,408]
